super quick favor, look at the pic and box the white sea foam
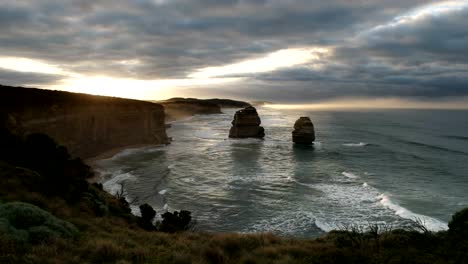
[313,141,322,147]
[363,182,369,188]
[228,138,264,145]
[314,218,336,232]
[194,130,219,140]
[249,211,324,234]
[130,205,141,216]
[102,172,136,195]
[343,142,368,147]
[378,194,448,231]
[159,189,167,195]
[163,203,169,210]
[342,171,359,179]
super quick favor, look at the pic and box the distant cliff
[157,97,250,121]
[164,98,251,108]
[0,85,169,159]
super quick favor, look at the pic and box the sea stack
[292,117,315,145]
[229,106,265,138]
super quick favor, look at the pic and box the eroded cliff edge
[0,85,169,159]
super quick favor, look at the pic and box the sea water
[95,107,468,237]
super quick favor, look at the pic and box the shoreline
[85,143,157,183]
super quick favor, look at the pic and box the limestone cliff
[163,98,251,108]
[229,106,265,138]
[292,117,315,145]
[0,85,169,159]
[156,97,250,122]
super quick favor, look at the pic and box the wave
[406,141,468,155]
[249,211,326,235]
[297,177,447,232]
[102,172,136,196]
[342,171,359,179]
[378,194,448,231]
[158,189,168,195]
[228,138,264,145]
[109,146,165,160]
[343,142,368,147]
[443,135,468,141]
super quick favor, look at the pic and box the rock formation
[229,106,265,138]
[0,85,170,159]
[292,117,315,145]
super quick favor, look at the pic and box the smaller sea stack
[292,117,315,145]
[229,106,265,138]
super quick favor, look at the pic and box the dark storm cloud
[0,0,466,102]
[0,68,63,86]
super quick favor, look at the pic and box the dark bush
[159,210,192,233]
[0,130,93,201]
[138,204,156,231]
[140,204,156,223]
[449,208,468,234]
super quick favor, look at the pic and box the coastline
[85,143,157,183]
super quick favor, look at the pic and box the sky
[0,0,468,107]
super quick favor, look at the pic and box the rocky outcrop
[292,117,315,145]
[0,85,169,159]
[229,106,265,138]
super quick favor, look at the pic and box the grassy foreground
[1,123,467,263]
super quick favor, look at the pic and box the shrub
[0,202,79,243]
[138,204,156,231]
[140,204,156,223]
[449,208,468,234]
[159,210,192,233]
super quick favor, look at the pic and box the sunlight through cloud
[367,1,468,34]
[0,57,67,75]
[188,47,330,79]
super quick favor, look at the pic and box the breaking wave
[378,194,448,231]
[343,142,368,147]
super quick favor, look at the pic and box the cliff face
[156,97,250,122]
[159,100,222,121]
[0,85,169,159]
[164,97,251,108]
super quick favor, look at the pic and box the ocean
[95,107,468,237]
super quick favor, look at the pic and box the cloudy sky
[1,0,467,106]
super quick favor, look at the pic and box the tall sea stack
[229,106,265,138]
[292,117,315,145]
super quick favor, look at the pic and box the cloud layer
[0,0,467,103]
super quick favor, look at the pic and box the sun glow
[188,47,330,78]
[0,56,242,100]
[0,57,69,75]
[265,98,468,110]
[50,76,241,100]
